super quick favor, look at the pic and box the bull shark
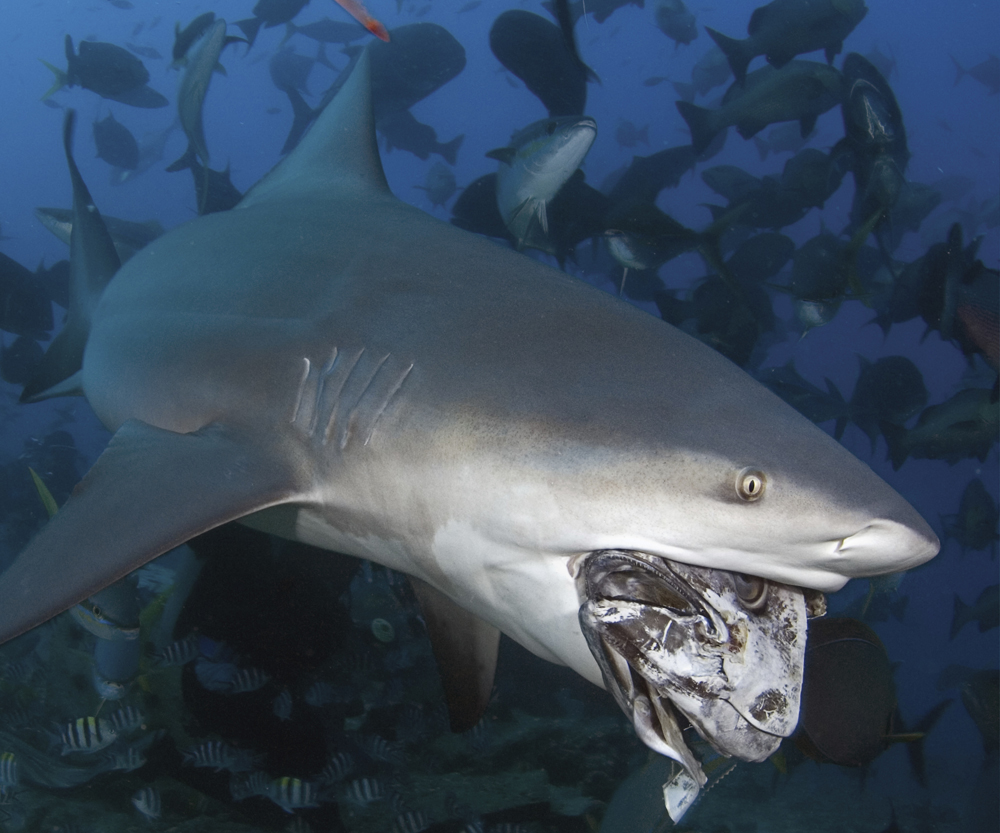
[0,50,938,819]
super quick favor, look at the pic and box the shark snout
[835,515,940,577]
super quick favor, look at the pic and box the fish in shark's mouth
[575,549,825,820]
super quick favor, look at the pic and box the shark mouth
[576,550,821,821]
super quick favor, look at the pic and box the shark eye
[734,573,769,611]
[736,467,767,501]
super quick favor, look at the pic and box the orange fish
[334,0,389,41]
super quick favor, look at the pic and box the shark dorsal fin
[240,49,389,208]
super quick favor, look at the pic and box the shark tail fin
[40,60,68,100]
[22,110,121,404]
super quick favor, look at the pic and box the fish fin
[280,86,318,156]
[29,468,60,518]
[671,80,695,102]
[40,60,68,100]
[753,135,769,161]
[675,100,717,155]
[409,578,500,732]
[165,142,197,173]
[234,17,262,48]
[438,133,464,166]
[705,26,749,83]
[485,146,516,166]
[833,414,847,442]
[950,55,966,86]
[213,62,227,76]
[0,419,306,645]
[878,420,909,470]
[241,49,389,206]
[280,22,296,47]
[950,594,970,640]
[799,114,818,138]
[22,111,120,403]
[824,42,841,65]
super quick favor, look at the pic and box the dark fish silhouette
[951,585,1000,640]
[676,61,843,154]
[942,478,999,559]
[707,0,868,83]
[0,252,54,338]
[378,109,464,165]
[951,53,1000,95]
[490,10,589,116]
[656,0,698,47]
[43,35,168,108]
[93,112,139,170]
[236,0,311,48]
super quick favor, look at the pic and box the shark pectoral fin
[410,578,500,733]
[0,419,306,645]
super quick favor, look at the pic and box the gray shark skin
[0,50,937,811]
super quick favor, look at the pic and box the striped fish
[131,785,161,820]
[342,776,385,806]
[303,680,335,707]
[230,770,269,801]
[182,740,260,772]
[267,777,323,813]
[360,734,403,765]
[227,667,270,694]
[60,717,118,755]
[393,810,431,833]
[153,635,200,667]
[0,752,17,787]
[107,746,147,772]
[108,705,146,735]
[319,751,355,784]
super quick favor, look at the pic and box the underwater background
[0,0,997,831]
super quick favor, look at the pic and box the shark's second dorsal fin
[240,49,389,208]
[410,577,500,733]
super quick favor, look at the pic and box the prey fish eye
[735,467,766,501]
[733,572,769,611]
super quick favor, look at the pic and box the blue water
[0,0,997,831]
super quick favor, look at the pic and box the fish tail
[165,142,197,173]
[950,55,966,86]
[675,100,717,155]
[235,17,262,49]
[950,594,970,640]
[40,60,68,100]
[438,134,465,166]
[705,26,749,83]
[878,420,909,471]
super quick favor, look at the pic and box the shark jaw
[576,550,817,820]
